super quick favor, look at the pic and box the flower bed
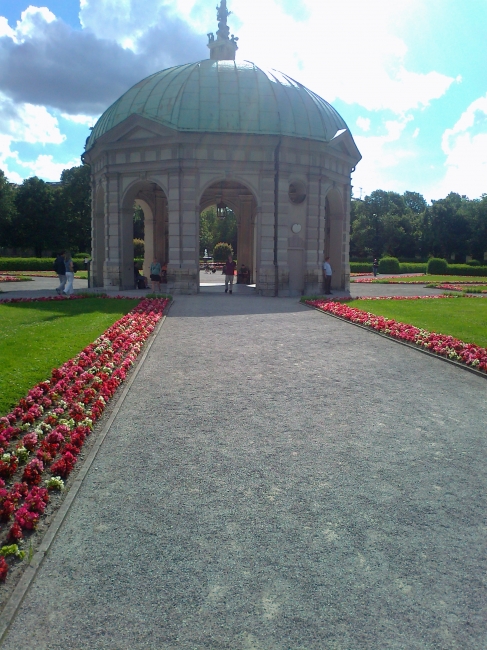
[0,276,26,283]
[306,297,487,372]
[0,296,169,582]
[352,275,426,283]
[436,284,487,293]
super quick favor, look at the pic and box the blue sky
[0,0,486,202]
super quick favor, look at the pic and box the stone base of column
[166,267,198,294]
[103,260,122,291]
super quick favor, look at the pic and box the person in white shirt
[323,257,332,294]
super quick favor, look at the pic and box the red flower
[6,522,23,543]
[0,557,8,581]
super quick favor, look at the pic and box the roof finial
[207,0,238,61]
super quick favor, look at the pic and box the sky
[0,0,486,202]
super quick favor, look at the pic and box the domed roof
[86,59,349,150]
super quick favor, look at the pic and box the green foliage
[199,207,237,257]
[0,298,139,415]
[212,242,233,262]
[349,262,373,273]
[0,257,86,271]
[446,264,487,276]
[398,263,427,273]
[12,177,55,256]
[45,476,65,491]
[427,258,448,274]
[0,544,25,560]
[133,205,144,240]
[0,170,17,244]
[133,238,144,257]
[378,257,400,273]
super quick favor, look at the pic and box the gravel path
[1,293,487,649]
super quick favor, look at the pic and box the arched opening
[324,189,345,290]
[121,180,168,290]
[93,185,105,287]
[198,180,257,293]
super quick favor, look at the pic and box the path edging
[0,305,171,644]
[304,302,487,380]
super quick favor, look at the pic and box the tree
[58,164,91,253]
[199,206,237,257]
[466,195,487,261]
[0,170,17,247]
[13,177,56,256]
[426,192,470,261]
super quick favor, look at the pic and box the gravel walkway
[1,293,486,649]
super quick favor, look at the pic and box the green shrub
[446,264,487,276]
[133,239,144,258]
[0,257,86,271]
[378,257,400,274]
[212,242,233,262]
[399,263,427,273]
[350,262,373,273]
[426,258,448,274]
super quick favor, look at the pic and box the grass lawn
[357,275,487,284]
[349,297,487,348]
[0,298,140,416]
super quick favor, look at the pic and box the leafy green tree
[0,170,17,247]
[426,192,470,261]
[13,177,56,256]
[58,165,91,253]
[466,195,487,261]
[199,206,237,257]
[133,205,144,240]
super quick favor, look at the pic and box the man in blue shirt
[323,257,332,295]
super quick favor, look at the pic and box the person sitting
[238,264,250,284]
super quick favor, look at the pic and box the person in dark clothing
[224,254,236,293]
[373,258,379,277]
[54,251,66,294]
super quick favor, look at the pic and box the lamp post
[217,198,227,220]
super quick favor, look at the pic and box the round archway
[199,179,257,291]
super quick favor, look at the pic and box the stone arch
[198,178,258,288]
[324,188,345,290]
[93,184,105,287]
[120,180,168,289]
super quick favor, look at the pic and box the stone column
[257,174,276,296]
[237,195,253,281]
[143,208,154,280]
[103,173,123,289]
[304,175,322,294]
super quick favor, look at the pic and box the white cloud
[351,116,415,194]
[20,154,81,181]
[0,16,15,38]
[11,104,65,145]
[14,6,56,42]
[429,93,487,200]
[61,113,98,126]
[356,117,371,132]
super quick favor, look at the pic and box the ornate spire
[207,0,238,61]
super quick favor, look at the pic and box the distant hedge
[0,257,88,271]
[445,264,487,276]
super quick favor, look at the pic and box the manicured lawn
[349,297,487,347]
[0,298,139,415]
[358,275,487,283]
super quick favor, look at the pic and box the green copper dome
[86,59,349,150]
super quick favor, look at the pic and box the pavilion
[82,1,361,295]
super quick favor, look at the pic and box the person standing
[63,251,74,295]
[323,256,332,295]
[373,258,379,277]
[54,250,66,294]
[224,254,236,293]
[150,258,162,292]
